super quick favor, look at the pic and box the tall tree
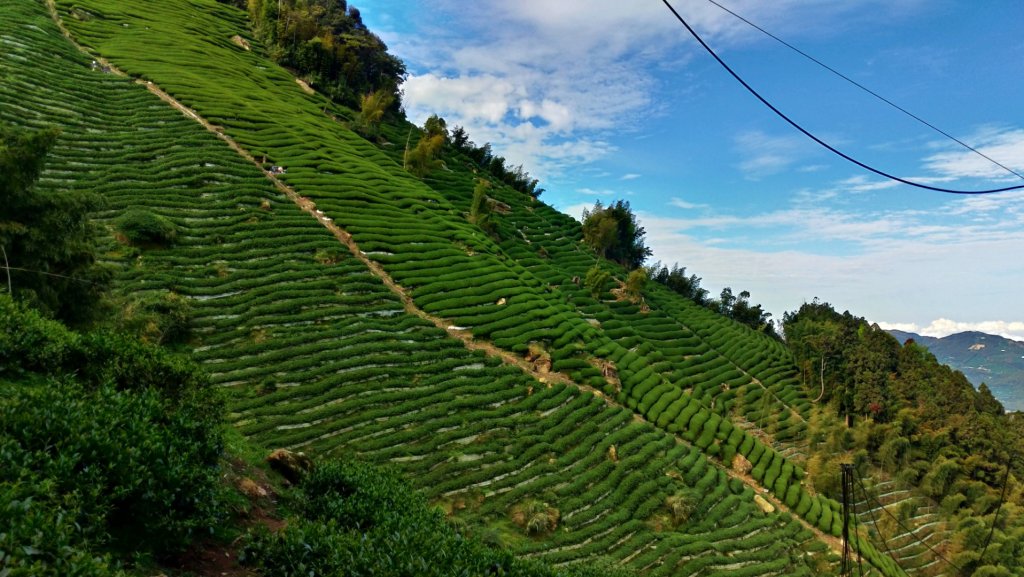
[581,200,652,269]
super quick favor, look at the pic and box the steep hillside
[1,1,847,575]
[14,0,1008,575]
[888,330,1024,412]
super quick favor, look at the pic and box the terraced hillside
[418,159,813,455]
[853,477,954,577]
[1,0,910,575]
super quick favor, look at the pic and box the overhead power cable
[853,468,961,573]
[979,460,1013,564]
[700,0,1024,183]
[853,471,902,570]
[660,0,1024,195]
[0,265,102,285]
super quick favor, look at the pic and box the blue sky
[361,0,1024,340]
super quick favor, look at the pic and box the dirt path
[45,1,843,560]
[725,465,844,556]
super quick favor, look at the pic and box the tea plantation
[0,0,921,575]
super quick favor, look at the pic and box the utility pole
[840,463,860,576]
[841,463,851,575]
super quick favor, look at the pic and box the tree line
[783,299,1023,576]
[400,113,546,199]
[647,261,776,337]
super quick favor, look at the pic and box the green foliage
[243,0,406,110]
[584,265,610,299]
[356,89,394,137]
[0,294,223,574]
[450,127,544,197]
[404,115,449,173]
[710,287,776,337]
[242,460,626,577]
[580,200,652,270]
[406,132,445,177]
[0,124,109,323]
[624,268,648,303]
[0,124,58,199]
[19,0,860,571]
[647,261,709,305]
[466,178,501,236]
[114,289,192,345]
[0,465,125,576]
[581,203,616,260]
[976,383,1004,415]
[877,435,911,470]
[665,490,698,526]
[511,499,560,535]
[115,209,178,246]
[423,113,448,140]
[790,299,1024,577]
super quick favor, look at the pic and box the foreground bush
[242,460,631,577]
[0,295,223,575]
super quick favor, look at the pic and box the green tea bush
[116,208,179,245]
[243,460,632,577]
[0,296,223,573]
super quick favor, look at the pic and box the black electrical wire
[660,0,1024,195]
[853,468,961,573]
[1,265,102,284]
[979,461,1012,563]
[853,470,902,570]
[700,0,1024,183]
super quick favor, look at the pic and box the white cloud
[669,197,708,210]
[630,168,1024,327]
[875,322,921,334]
[641,213,1024,330]
[946,190,1024,219]
[561,202,594,223]
[923,126,1024,182]
[621,173,642,181]
[878,320,1024,342]
[577,187,618,197]
[835,175,900,193]
[734,131,815,178]
[391,0,930,181]
[646,168,1024,253]
[797,164,829,172]
[403,74,519,124]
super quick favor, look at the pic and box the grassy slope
[0,0,908,574]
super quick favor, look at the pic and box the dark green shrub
[116,209,178,245]
[1,377,221,550]
[243,460,634,577]
[0,295,223,571]
[115,289,192,345]
[0,438,125,577]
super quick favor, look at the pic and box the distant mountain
[887,330,1024,412]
